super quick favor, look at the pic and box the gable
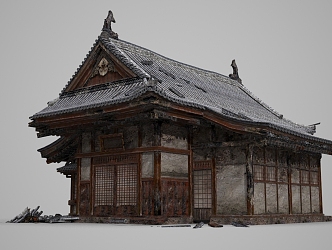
[63,42,137,92]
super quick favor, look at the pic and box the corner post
[246,144,254,215]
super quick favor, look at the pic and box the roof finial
[102,10,118,39]
[229,59,242,84]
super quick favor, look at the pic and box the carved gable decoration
[63,45,136,92]
[91,57,117,78]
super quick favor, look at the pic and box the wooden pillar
[188,126,193,218]
[318,154,323,214]
[138,124,143,216]
[287,152,292,214]
[153,121,162,216]
[246,144,254,215]
[211,125,217,216]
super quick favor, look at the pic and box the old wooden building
[29,11,332,225]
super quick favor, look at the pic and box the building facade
[29,11,332,224]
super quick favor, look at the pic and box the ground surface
[1,220,331,250]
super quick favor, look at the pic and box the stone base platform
[210,214,332,225]
[77,214,332,225]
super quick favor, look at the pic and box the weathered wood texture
[43,112,323,223]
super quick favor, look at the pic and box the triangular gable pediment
[63,42,137,93]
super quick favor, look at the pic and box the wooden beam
[75,146,190,159]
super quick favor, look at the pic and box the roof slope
[31,31,327,142]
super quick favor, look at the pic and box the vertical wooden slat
[153,121,162,216]
[318,154,323,213]
[299,156,302,214]
[212,157,216,216]
[275,148,279,214]
[77,158,81,216]
[287,152,292,214]
[308,155,312,213]
[188,126,193,218]
[90,157,93,216]
[263,146,267,213]
[138,153,142,216]
[246,144,254,215]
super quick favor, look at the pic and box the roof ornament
[307,122,320,135]
[102,10,118,39]
[229,59,242,84]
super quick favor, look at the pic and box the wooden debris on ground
[161,224,192,228]
[208,222,223,228]
[7,206,79,223]
[231,222,249,227]
[193,222,204,229]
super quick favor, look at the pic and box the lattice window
[266,166,276,181]
[117,164,137,206]
[254,165,264,181]
[193,170,212,209]
[95,165,115,206]
[310,171,319,185]
[301,170,310,184]
[94,164,138,207]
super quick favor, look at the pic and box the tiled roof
[30,31,331,144]
[57,163,77,174]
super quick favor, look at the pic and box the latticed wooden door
[193,161,212,222]
[94,163,138,216]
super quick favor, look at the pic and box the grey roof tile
[57,163,77,174]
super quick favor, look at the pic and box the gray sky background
[1,0,332,221]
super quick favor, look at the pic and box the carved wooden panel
[193,208,211,222]
[79,182,90,216]
[161,180,189,217]
[193,160,212,170]
[142,180,154,216]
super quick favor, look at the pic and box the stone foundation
[77,214,332,225]
[210,214,332,225]
[77,216,193,225]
